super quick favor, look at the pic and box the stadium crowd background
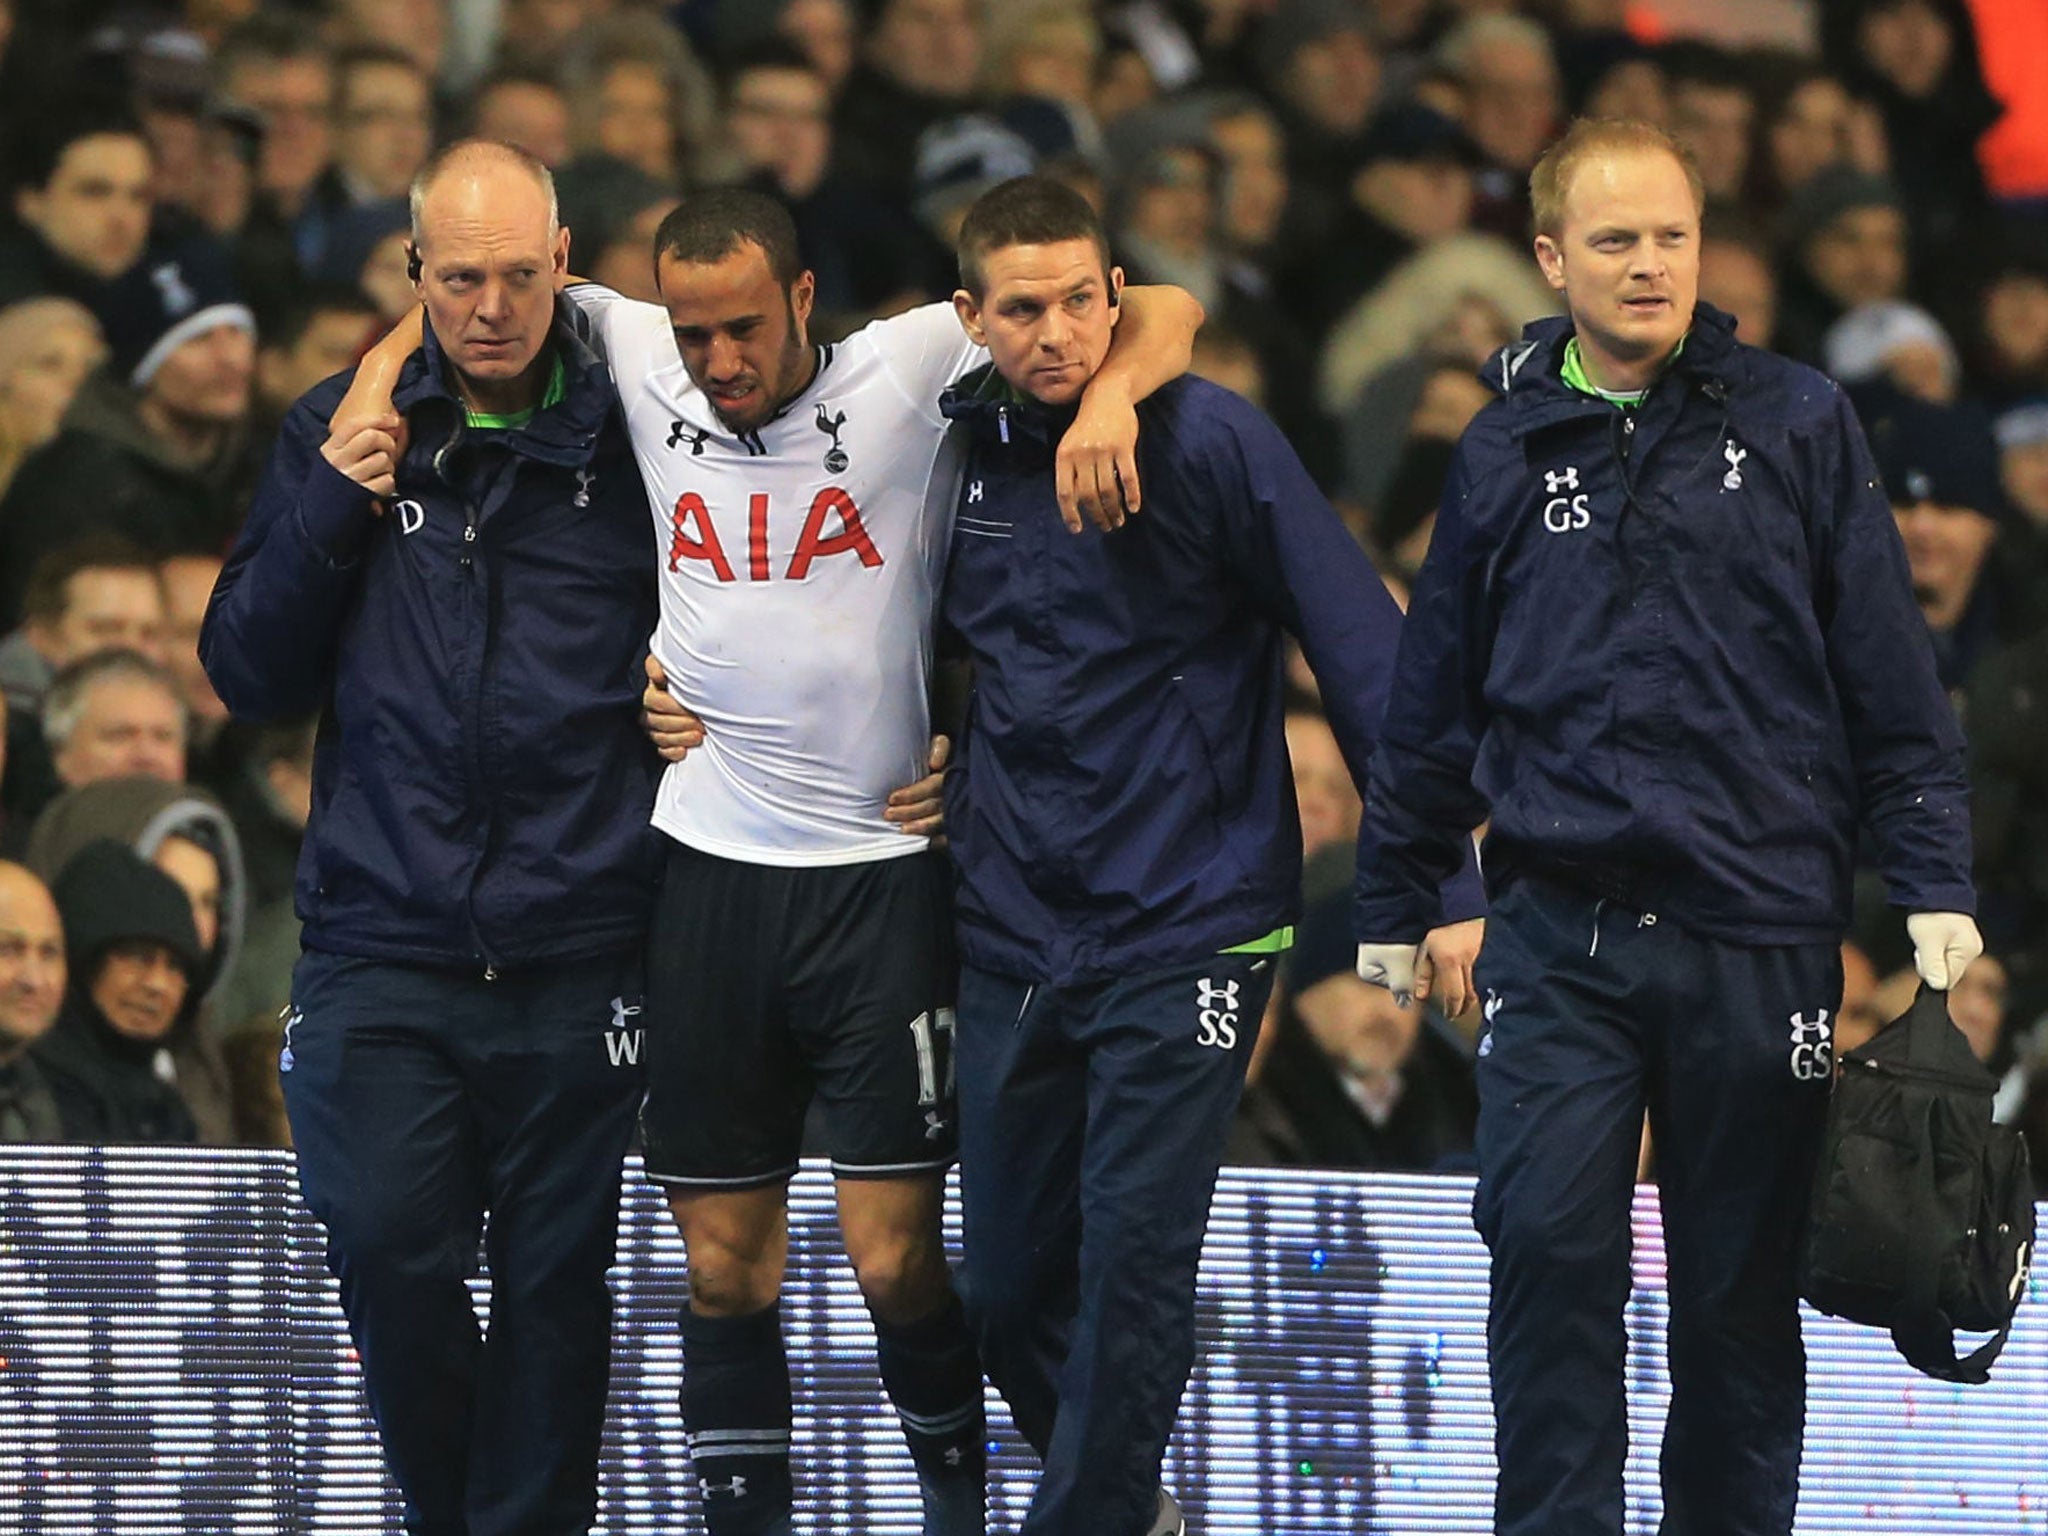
[0,0,2044,1178]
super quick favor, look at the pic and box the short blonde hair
[1529,118,1705,240]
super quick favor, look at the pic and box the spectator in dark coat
[1964,625,2048,1028]
[1774,167,1910,367]
[832,0,983,198]
[0,109,154,311]
[1823,0,2001,274]
[0,250,258,625]
[1277,102,1480,340]
[1232,893,1477,1172]
[24,774,244,1143]
[0,859,66,1142]
[1855,382,2048,694]
[31,838,205,1144]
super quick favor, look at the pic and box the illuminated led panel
[0,1152,2041,1533]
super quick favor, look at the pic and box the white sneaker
[1147,1489,1187,1536]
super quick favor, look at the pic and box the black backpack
[1802,982,2036,1383]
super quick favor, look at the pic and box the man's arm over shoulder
[1800,378,1976,913]
[1354,429,1499,940]
[200,383,379,721]
[1086,284,1205,415]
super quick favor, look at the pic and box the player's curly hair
[653,189,803,289]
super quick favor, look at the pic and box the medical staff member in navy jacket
[936,176,1483,1536]
[201,143,659,1536]
[1355,120,1982,1536]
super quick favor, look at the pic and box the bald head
[407,138,570,409]
[409,138,560,247]
[0,861,65,1052]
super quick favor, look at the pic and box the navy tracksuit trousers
[1472,877,1839,1536]
[954,952,1274,1536]
[283,948,645,1536]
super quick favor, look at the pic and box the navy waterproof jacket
[937,368,1481,985]
[1355,305,1974,945]
[201,316,662,971]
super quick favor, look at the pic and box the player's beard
[715,309,813,432]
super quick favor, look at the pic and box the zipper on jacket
[998,406,1010,444]
[460,495,501,973]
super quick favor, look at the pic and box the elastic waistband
[1489,841,1663,913]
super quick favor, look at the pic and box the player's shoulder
[562,279,664,319]
[806,307,970,416]
[847,300,960,348]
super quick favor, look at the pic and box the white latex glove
[1906,911,1983,991]
[1356,942,1419,1007]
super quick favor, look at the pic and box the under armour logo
[699,1475,747,1499]
[924,1109,947,1141]
[1789,1008,1832,1081]
[1197,978,1240,1012]
[1543,465,1580,494]
[967,480,984,504]
[605,996,643,1068]
[1722,440,1747,491]
[279,1005,302,1073]
[573,467,595,508]
[943,1446,964,1467]
[151,261,196,316]
[668,420,708,454]
[815,403,849,472]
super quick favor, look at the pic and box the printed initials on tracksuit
[1788,1008,1832,1081]
[1196,978,1240,1049]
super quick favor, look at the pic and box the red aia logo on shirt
[667,489,884,580]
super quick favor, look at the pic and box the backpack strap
[1891,1310,2014,1386]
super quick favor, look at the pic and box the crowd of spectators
[0,0,2045,1180]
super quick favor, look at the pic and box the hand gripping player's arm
[330,305,426,495]
[1050,284,1206,533]
[641,656,948,837]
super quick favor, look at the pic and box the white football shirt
[566,284,983,866]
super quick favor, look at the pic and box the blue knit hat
[98,236,254,388]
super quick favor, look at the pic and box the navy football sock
[680,1302,794,1536]
[873,1291,987,1536]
